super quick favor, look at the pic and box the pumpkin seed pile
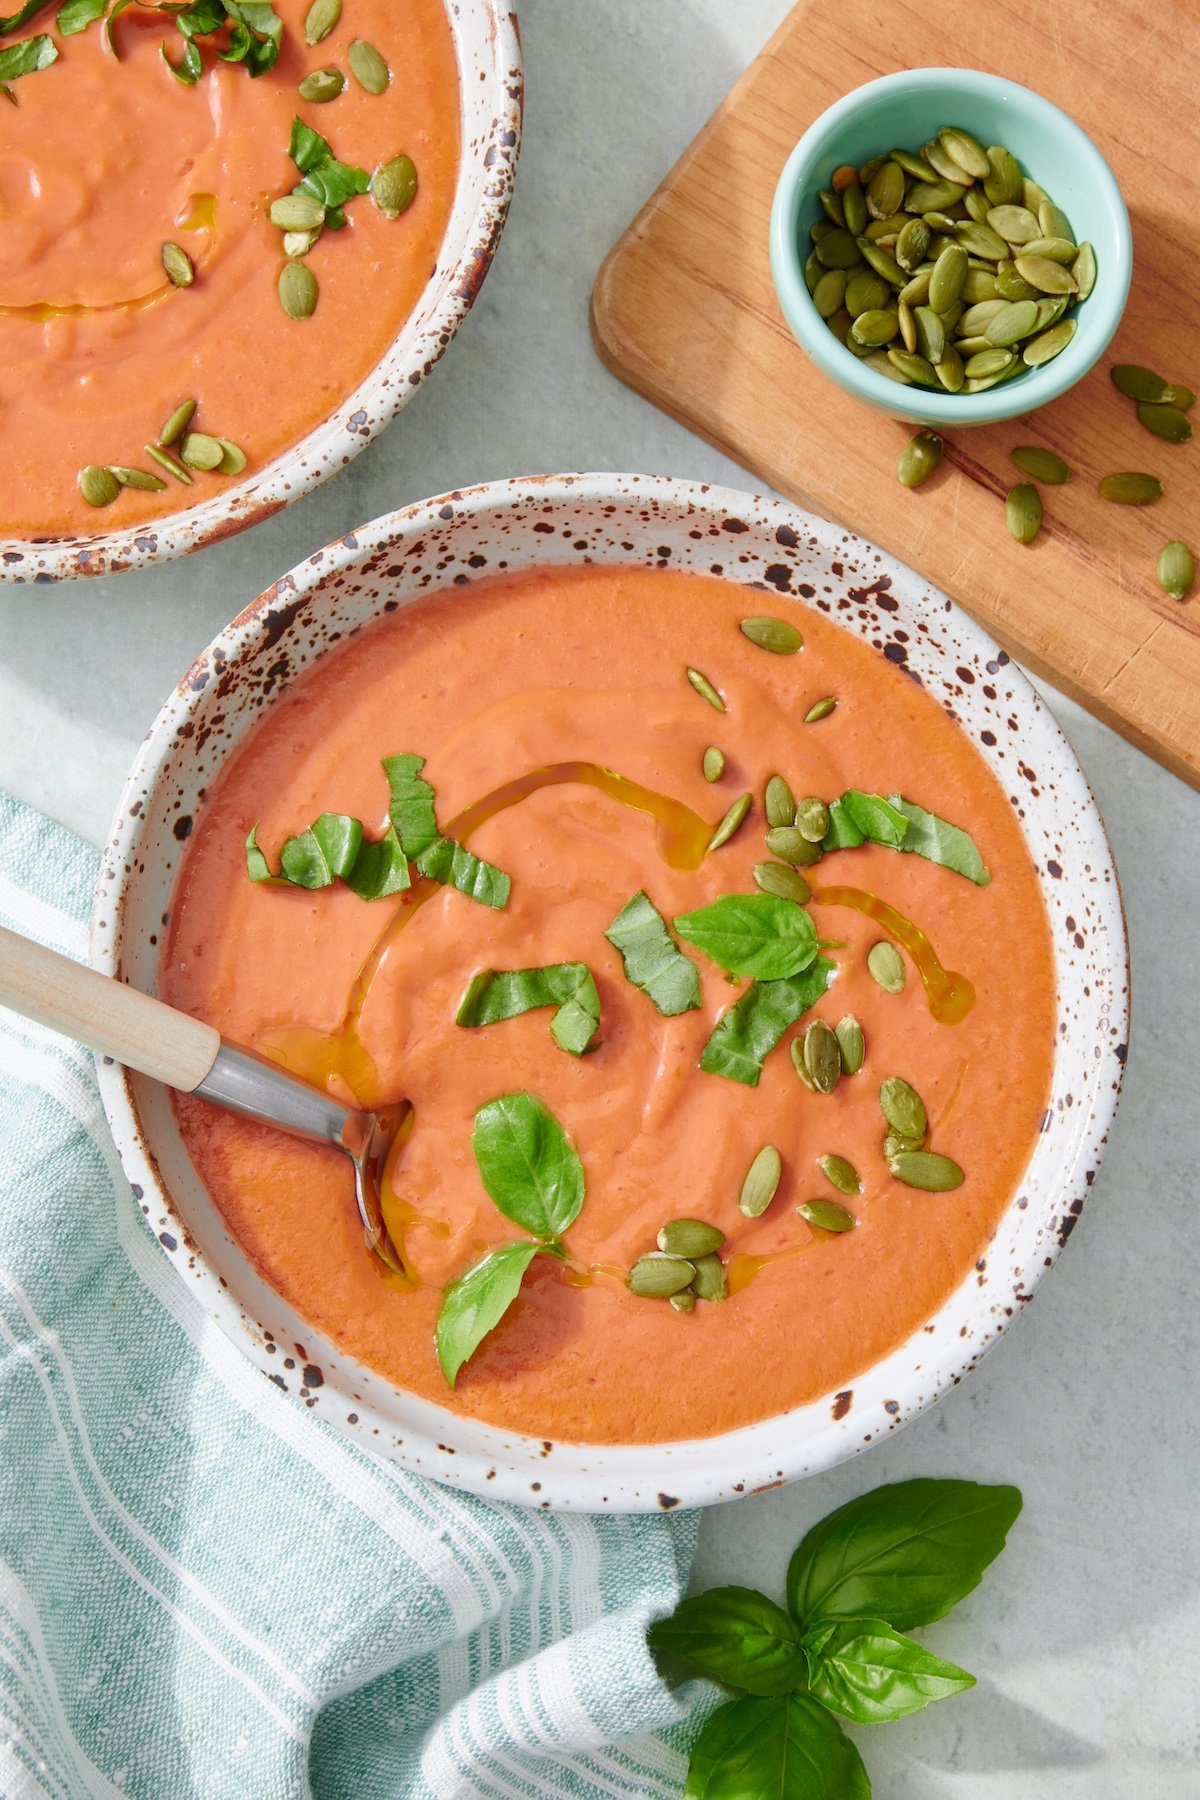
[1110,363,1194,444]
[630,1219,728,1308]
[790,1013,864,1093]
[77,397,246,508]
[878,1076,964,1191]
[806,130,1095,392]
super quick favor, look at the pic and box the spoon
[0,922,408,1266]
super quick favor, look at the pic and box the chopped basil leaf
[604,890,701,1017]
[841,789,910,849]
[246,816,411,899]
[244,826,278,885]
[224,0,280,73]
[160,36,202,82]
[821,788,990,884]
[700,957,834,1086]
[55,0,107,34]
[674,893,819,981]
[821,797,866,852]
[0,3,52,32]
[435,1240,544,1388]
[0,31,55,80]
[471,1092,585,1240]
[890,795,991,885]
[383,753,511,909]
[288,114,370,213]
[415,835,511,910]
[342,825,409,900]
[456,965,600,1057]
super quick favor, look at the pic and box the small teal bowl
[769,68,1132,426]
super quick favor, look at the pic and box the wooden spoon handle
[0,923,219,1093]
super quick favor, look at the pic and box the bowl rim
[0,0,522,584]
[769,65,1133,425]
[91,471,1130,1511]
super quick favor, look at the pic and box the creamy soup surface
[162,564,1056,1445]
[1,0,459,537]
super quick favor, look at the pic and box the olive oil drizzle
[0,193,216,320]
[810,884,976,1024]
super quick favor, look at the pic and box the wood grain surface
[592,0,1200,786]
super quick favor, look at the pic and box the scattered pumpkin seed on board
[1098,472,1163,505]
[1158,541,1195,600]
[1011,446,1070,483]
[897,429,942,488]
[1006,483,1042,545]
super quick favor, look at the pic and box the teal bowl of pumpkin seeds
[769,68,1132,425]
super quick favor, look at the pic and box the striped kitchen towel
[0,794,709,1800]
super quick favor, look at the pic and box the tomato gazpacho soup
[1,0,458,537]
[162,564,1056,1445]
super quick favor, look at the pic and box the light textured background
[2,2,1196,1793]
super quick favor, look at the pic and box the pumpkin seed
[799,1199,857,1233]
[794,797,830,842]
[1071,241,1097,299]
[842,183,867,235]
[895,217,930,271]
[740,615,803,654]
[686,667,725,710]
[803,1019,842,1094]
[283,227,321,258]
[866,160,905,219]
[278,259,318,319]
[897,428,942,488]
[1157,540,1195,600]
[298,66,344,102]
[886,349,938,385]
[669,1291,696,1313]
[347,37,389,93]
[938,125,990,179]
[739,1146,782,1218]
[955,221,1008,262]
[790,1037,817,1090]
[815,227,863,269]
[1136,402,1192,443]
[958,298,1007,334]
[707,793,752,852]
[804,251,822,294]
[702,746,725,782]
[109,466,167,491]
[831,166,859,192]
[934,346,965,392]
[897,299,917,353]
[1006,482,1042,544]
[817,1154,861,1195]
[658,1218,726,1258]
[1098,472,1163,505]
[845,270,889,316]
[867,940,905,993]
[904,179,964,214]
[629,1253,696,1298]
[913,305,945,363]
[179,432,224,472]
[304,0,340,43]
[753,861,811,903]
[826,309,853,346]
[690,1253,727,1303]
[1032,294,1069,330]
[1110,363,1172,403]
[78,465,120,507]
[1011,445,1070,483]
[884,1128,923,1160]
[765,774,796,828]
[928,242,968,312]
[961,266,998,303]
[144,443,192,482]
[215,438,247,476]
[864,212,907,242]
[1038,197,1073,241]
[834,1015,864,1075]
[879,1076,927,1140]
[819,188,846,227]
[1013,255,1077,294]
[372,154,418,219]
[765,825,822,866]
[984,299,1039,347]
[857,239,905,286]
[150,405,199,457]
[1022,178,1048,213]
[813,268,847,318]
[161,241,193,287]
[963,187,990,224]
[270,193,326,232]
[897,268,932,307]
[995,259,1038,301]
[1021,235,1077,264]
[923,136,973,186]
[804,695,837,722]
[983,144,1022,207]
[811,219,834,244]
[887,1149,965,1192]
[1166,384,1195,410]
[964,347,1015,380]
[850,307,900,348]
[887,147,932,179]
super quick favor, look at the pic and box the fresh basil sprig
[245,816,410,901]
[383,753,511,910]
[435,1094,585,1385]
[288,115,370,229]
[700,957,834,1086]
[674,893,819,981]
[605,890,701,1017]
[651,1477,1021,1797]
[456,965,601,1057]
[821,790,990,885]
[0,30,55,84]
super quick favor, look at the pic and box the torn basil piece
[841,790,910,849]
[342,824,410,900]
[383,753,511,909]
[435,1240,549,1388]
[674,893,819,981]
[821,798,866,852]
[246,816,411,899]
[456,965,601,1057]
[605,890,701,1017]
[890,796,991,885]
[55,0,107,35]
[820,788,990,884]
[0,33,56,84]
[288,114,371,212]
[700,958,835,1086]
[415,835,511,910]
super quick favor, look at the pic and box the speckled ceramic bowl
[92,474,1128,1511]
[0,2,521,585]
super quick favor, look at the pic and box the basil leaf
[471,1092,585,1239]
[219,17,250,59]
[0,30,55,77]
[787,1477,1022,1631]
[435,1240,542,1388]
[415,835,510,910]
[287,113,369,211]
[245,826,283,885]
[889,795,991,885]
[0,2,52,32]
[684,1693,870,1800]
[382,752,440,856]
[342,824,410,900]
[674,894,818,980]
[648,1587,805,1697]
[102,0,131,56]
[55,0,107,34]
[804,1617,974,1723]
[310,811,364,879]
[456,965,600,1057]
[279,826,334,888]
[605,890,701,1017]
[160,35,202,81]
[821,797,865,852]
[840,790,909,850]
[700,957,834,1086]
[177,0,223,35]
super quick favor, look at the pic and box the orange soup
[162,565,1056,1444]
[0,0,459,536]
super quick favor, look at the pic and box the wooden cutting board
[591,0,1200,787]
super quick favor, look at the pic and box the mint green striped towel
[0,794,708,1800]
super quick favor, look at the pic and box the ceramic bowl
[92,473,1128,1511]
[769,68,1132,427]
[0,2,521,585]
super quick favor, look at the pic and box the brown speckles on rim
[832,1390,853,1420]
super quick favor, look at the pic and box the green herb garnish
[288,115,370,228]
[414,835,511,910]
[674,892,819,981]
[245,817,410,900]
[0,2,53,32]
[700,957,834,1086]
[153,0,281,83]
[382,753,511,909]
[604,890,701,1017]
[55,0,105,33]
[456,965,600,1057]
[0,31,55,85]
[821,790,990,884]
[435,1240,554,1389]
[651,1477,1020,1794]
